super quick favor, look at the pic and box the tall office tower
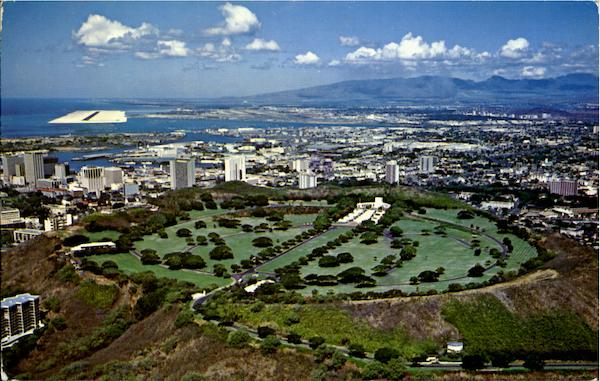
[1,293,42,346]
[104,167,124,187]
[1,155,23,183]
[385,160,400,184]
[419,155,438,174]
[54,164,67,179]
[224,156,246,182]
[170,159,195,190]
[24,151,46,185]
[291,158,309,172]
[79,166,105,194]
[548,179,578,196]
[43,157,59,177]
[299,172,317,189]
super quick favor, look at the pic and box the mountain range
[218,73,599,107]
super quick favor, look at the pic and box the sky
[2,1,598,98]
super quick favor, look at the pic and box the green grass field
[90,253,230,288]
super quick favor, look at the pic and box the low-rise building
[13,229,44,243]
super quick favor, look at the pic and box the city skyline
[2,1,598,98]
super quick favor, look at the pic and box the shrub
[260,335,280,354]
[57,264,80,284]
[227,331,251,348]
[387,358,407,380]
[490,352,513,368]
[43,296,61,312]
[180,371,205,381]
[174,309,195,328]
[331,351,347,369]
[48,317,67,331]
[362,361,390,380]
[374,347,400,363]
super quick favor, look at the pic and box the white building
[1,294,42,347]
[0,208,21,226]
[54,163,67,180]
[292,159,310,172]
[299,172,317,189]
[44,214,73,232]
[224,156,246,182]
[103,167,123,188]
[338,197,391,225]
[419,156,437,174]
[385,160,400,184]
[13,229,44,243]
[79,166,105,194]
[24,151,46,185]
[170,159,195,190]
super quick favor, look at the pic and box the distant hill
[217,73,599,107]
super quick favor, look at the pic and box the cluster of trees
[317,252,354,268]
[219,194,270,210]
[163,252,206,270]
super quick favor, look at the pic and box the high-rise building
[79,166,105,194]
[291,159,309,172]
[170,159,195,190]
[419,156,438,174]
[299,172,318,189]
[24,151,46,185]
[104,167,124,188]
[1,294,42,347]
[43,157,59,177]
[54,164,67,180]
[385,160,400,184]
[224,156,246,182]
[548,179,578,197]
[1,155,23,184]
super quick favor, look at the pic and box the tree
[418,270,439,282]
[523,353,545,371]
[318,255,339,268]
[435,266,445,275]
[164,255,182,270]
[360,231,378,245]
[389,226,404,237]
[490,352,513,368]
[257,326,276,338]
[331,351,347,369]
[194,220,207,229]
[287,332,302,344]
[374,347,400,363]
[457,210,474,219]
[309,335,325,349]
[182,255,206,269]
[337,267,366,284]
[400,245,417,261]
[141,250,161,265]
[348,343,366,358]
[176,228,192,237]
[209,245,234,260]
[196,235,208,245]
[362,362,390,380]
[461,353,486,370]
[387,357,407,380]
[260,335,280,354]
[337,252,354,263]
[252,236,273,248]
[468,264,486,277]
[63,234,90,247]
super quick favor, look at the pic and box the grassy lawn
[80,229,121,242]
[237,303,437,357]
[256,227,353,273]
[89,253,230,288]
[134,211,318,273]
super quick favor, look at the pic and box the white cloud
[245,38,280,51]
[521,66,546,78]
[205,3,261,36]
[500,37,529,58]
[339,36,360,47]
[158,40,189,57]
[197,40,240,62]
[294,51,320,65]
[74,14,157,49]
[328,59,341,67]
[345,33,476,64]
